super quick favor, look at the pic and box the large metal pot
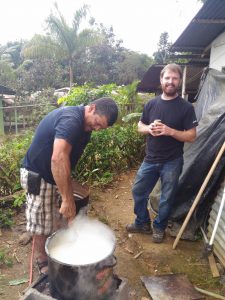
[45,223,117,300]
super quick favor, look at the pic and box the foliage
[1,41,24,69]
[116,51,153,85]
[0,249,13,267]
[45,3,99,86]
[16,58,67,92]
[153,32,172,64]
[0,61,16,88]
[12,191,26,208]
[58,82,144,118]
[0,133,33,196]
[0,10,154,92]
[0,121,144,195]
[73,23,124,85]
[75,124,145,185]
[122,112,142,123]
[0,208,14,228]
[58,83,117,106]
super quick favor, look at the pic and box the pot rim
[45,229,116,267]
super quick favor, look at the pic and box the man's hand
[149,121,165,136]
[149,122,196,142]
[59,198,76,222]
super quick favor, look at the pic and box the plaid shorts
[20,168,61,235]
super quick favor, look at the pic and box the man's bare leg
[34,234,48,274]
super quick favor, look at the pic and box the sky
[1,0,203,56]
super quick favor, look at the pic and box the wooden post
[0,98,4,135]
[14,103,18,134]
[182,65,187,99]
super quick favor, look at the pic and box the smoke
[48,214,116,265]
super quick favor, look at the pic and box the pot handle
[96,255,117,270]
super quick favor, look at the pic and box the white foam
[48,215,115,265]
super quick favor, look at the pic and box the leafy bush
[0,133,33,196]
[0,249,13,267]
[0,208,14,228]
[58,82,144,118]
[0,122,144,195]
[75,124,145,185]
[58,83,118,106]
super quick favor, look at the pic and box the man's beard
[162,84,178,97]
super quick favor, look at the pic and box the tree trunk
[69,60,73,88]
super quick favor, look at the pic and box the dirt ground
[0,168,225,300]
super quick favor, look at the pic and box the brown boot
[126,223,152,234]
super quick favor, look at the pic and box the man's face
[160,70,181,97]
[84,105,108,132]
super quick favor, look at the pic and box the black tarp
[150,68,225,239]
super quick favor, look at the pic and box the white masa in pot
[47,215,116,266]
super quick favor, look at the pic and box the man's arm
[137,121,152,135]
[149,122,197,143]
[51,138,76,221]
[163,126,196,142]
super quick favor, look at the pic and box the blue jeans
[132,157,183,230]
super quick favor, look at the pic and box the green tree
[22,3,98,87]
[153,32,172,64]
[0,61,16,88]
[116,51,153,85]
[73,23,124,85]
[46,3,98,87]
[16,58,66,92]
[0,41,24,69]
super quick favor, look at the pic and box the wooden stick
[195,287,225,300]
[134,251,143,259]
[208,253,220,278]
[173,140,225,249]
[29,236,35,285]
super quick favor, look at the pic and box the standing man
[20,97,118,274]
[126,64,198,243]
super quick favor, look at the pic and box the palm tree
[23,3,98,87]
[46,3,90,87]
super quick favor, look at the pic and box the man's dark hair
[91,97,118,126]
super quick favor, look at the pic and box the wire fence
[0,103,57,134]
[0,101,142,135]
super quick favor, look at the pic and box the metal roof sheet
[171,0,225,54]
[0,85,15,95]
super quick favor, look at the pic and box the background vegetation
[0,4,153,94]
[0,4,174,226]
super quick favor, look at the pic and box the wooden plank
[208,253,220,278]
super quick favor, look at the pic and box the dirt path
[0,168,224,299]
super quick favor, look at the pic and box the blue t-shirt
[141,96,198,163]
[22,105,91,184]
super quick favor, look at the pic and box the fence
[0,103,57,134]
[0,101,144,135]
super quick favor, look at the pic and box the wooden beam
[208,253,220,278]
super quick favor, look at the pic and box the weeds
[0,250,13,267]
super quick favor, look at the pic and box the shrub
[75,124,145,185]
[0,133,33,196]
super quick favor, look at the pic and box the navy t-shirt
[22,105,91,184]
[141,96,198,163]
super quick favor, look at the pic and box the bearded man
[126,64,198,243]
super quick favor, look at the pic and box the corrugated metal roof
[171,0,225,54]
[207,183,225,268]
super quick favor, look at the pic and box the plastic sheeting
[170,68,225,234]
